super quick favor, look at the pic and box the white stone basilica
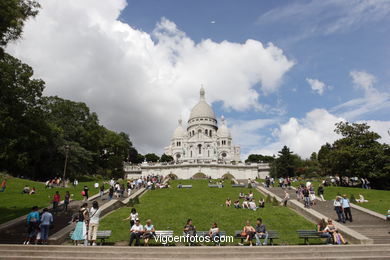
[164,88,241,162]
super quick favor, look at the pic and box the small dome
[172,119,186,139]
[189,88,216,121]
[217,115,231,137]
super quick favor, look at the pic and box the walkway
[265,186,390,244]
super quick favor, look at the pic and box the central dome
[188,87,216,121]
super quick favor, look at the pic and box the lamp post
[62,145,70,187]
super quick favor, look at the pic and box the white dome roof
[217,115,231,137]
[172,119,186,139]
[189,88,216,121]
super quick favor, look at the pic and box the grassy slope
[292,181,390,215]
[99,180,318,245]
[0,177,102,224]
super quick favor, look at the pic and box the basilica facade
[164,88,241,162]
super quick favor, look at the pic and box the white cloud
[332,70,390,120]
[257,0,390,40]
[7,0,294,154]
[350,70,376,91]
[250,109,344,158]
[306,78,328,95]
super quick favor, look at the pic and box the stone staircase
[1,244,390,259]
[266,187,390,244]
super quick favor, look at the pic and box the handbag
[240,232,247,237]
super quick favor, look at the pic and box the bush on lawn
[266,194,272,203]
[350,194,357,203]
[272,196,279,206]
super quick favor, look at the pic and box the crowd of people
[71,201,102,246]
[225,191,265,211]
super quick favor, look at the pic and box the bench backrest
[155,230,174,237]
[70,230,112,238]
[297,230,320,237]
[234,230,278,238]
[196,231,227,237]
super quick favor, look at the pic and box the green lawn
[0,176,103,224]
[99,179,318,245]
[291,180,390,215]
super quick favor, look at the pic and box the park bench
[232,184,246,188]
[177,184,192,188]
[153,230,174,246]
[69,230,112,245]
[208,184,223,188]
[234,230,278,245]
[297,230,323,245]
[196,231,227,245]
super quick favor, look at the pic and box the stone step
[1,249,390,258]
[1,244,390,252]
[2,257,390,260]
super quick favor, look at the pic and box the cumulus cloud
[7,0,294,154]
[249,109,344,158]
[306,78,328,95]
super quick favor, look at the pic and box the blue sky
[8,0,390,158]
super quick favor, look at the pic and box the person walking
[40,208,53,245]
[64,191,70,212]
[52,191,60,213]
[83,186,89,201]
[333,196,345,223]
[88,201,101,246]
[99,184,105,199]
[0,179,6,192]
[108,186,114,201]
[342,195,353,222]
[282,190,290,207]
[318,185,325,201]
[303,187,310,208]
[24,206,40,245]
[71,203,89,246]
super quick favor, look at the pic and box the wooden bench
[177,184,192,188]
[234,230,278,245]
[153,230,174,245]
[208,184,223,188]
[232,184,246,188]
[196,231,227,245]
[297,230,323,245]
[69,230,112,245]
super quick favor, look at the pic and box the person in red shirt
[53,191,61,213]
[0,179,6,192]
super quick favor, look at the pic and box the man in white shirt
[342,195,353,222]
[129,219,144,246]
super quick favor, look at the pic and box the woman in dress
[71,203,89,245]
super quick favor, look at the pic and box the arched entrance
[192,172,207,179]
[168,173,179,180]
[221,173,235,180]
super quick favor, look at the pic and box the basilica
[164,88,241,162]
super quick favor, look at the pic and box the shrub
[350,194,357,203]
[247,183,252,189]
[272,197,279,206]
[127,199,134,207]
[266,194,272,203]
[134,196,140,204]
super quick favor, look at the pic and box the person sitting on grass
[208,222,220,242]
[129,219,144,246]
[249,199,257,211]
[143,219,155,246]
[356,194,368,203]
[22,185,30,194]
[317,218,332,244]
[234,200,241,209]
[29,187,36,195]
[323,219,347,245]
[239,192,245,199]
[225,198,231,207]
[242,199,249,209]
[258,198,265,208]
[239,220,256,246]
[248,191,254,200]
[255,218,268,246]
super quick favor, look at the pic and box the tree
[144,153,160,162]
[317,122,390,189]
[160,154,174,162]
[245,154,275,163]
[0,0,40,53]
[272,146,296,177]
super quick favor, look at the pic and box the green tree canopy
[160,154,174,162]
[144,153,160,163]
